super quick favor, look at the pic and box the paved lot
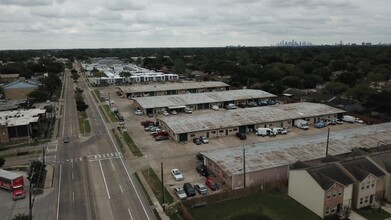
[100,86,367,199]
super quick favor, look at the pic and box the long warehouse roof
[158,102,345,134]
[201,122,391,176]
[133,89,277,109]
[119,81,229,94]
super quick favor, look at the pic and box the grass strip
[141,167,174,206]
[122,132,143,157]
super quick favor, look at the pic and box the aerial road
[54,63,156,220]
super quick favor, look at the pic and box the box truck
[294,119,309,130]
[342,115,355,123]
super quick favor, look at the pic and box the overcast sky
[1,0,390,50]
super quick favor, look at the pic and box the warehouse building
[117,81,230,98]
[199,123,391,190]
[132,89,277,115]
[157,102,345,142]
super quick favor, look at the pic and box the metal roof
[201,122,391,176]
[133,89,277,109]
[159,102,345,134]
[0,169,22,180]
[118,81,229,94]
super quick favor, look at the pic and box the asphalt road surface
[54,64,156,220]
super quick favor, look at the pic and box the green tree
[173,59,186,74]
[71,70,80,82]
[0,157,5,167]
[323,82,348,95]
[28,160,46,186]
[346,85,377,102]
[28,90,49,101]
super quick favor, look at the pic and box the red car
[152,131,169,138]
[205,178,219,191]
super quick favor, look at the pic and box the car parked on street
[194,183,208,195]
[183,183,196,197]
[171,168,184,181]
[173,186,187,200]
[205,178,219,191]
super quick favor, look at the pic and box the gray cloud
[0,0,390,49]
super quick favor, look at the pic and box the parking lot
[102,87,367,199]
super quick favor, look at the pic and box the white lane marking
[56,164,62,220]
[119,184,123,194]
[73,191,74,203]
[99,160,111,200]
[72,171,74,180]
[110,158,115,170]
[110,153,114,157]
[88,82,151,220]
[127,208,134,220]
[114,152,118,157]
[71,161,73,169]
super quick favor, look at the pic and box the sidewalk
[350,210,367,220]
[137,170,170,220]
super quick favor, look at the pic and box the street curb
[137,171,170,220]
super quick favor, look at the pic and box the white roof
[118,81,229,94]
[158,102,345,134]
[0,109,46,126]
[0,169,22,180]
[134,89,277,109]
[202,122,391,176]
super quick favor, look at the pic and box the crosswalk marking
[60,152,124,163]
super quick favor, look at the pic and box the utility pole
[325,127,330,156]
[161,162,165,209]
[243,147,246,188]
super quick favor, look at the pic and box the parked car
[173,187,187,200]
[205,178,219,191]
[235,132,247,140]
[196,153,204,161]
[171,168,184,181]
[144,125,156,131]
[183,183,196,197]
[184,108,192,114]
[155,135,169,141]
[147,113,153,118]
[162,110,169,116]
[247,102,257,107]
[63,136,70,143]
[194,183,208,195]
[141,120,154,126]
[238,103,247,108]
[149,127,160,132]
[211,105,219,111]
[135,109,143,116]
[152,131,169,137]
[170,110,178,115]
[199,136,209,144]
[150,128,162,135]
[196,164,209,177]
[355,118,364,123]
[193,138,202,145]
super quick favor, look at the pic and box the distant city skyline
[0,0,390,50]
